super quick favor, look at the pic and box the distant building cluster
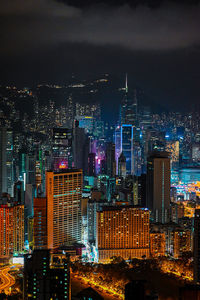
[1,75,200,298]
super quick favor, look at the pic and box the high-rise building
[14,181,25,204]
[33,197,47,249]
[165,141,179,169]
[133,174,146,207]
[150,232,165,257]
[0,202,24,258]
[147,151,171,223]
[77,116,94,135]
[0,128,14,197]
[118,152,126,177]
[170,202,184,223]
[46,170,82,249]
[24,249,71,300]
[73,120,89,175]
[120,125,133,175]
[120,75,137,126]
[96,206,149,262]
[133,142,142,176]
[0,204,13,258]
[194,209,200,283]
[13,204,24,254]
[105,142,116,177]
[115,125,121,175]
[26,153,36,185]
[87,199,108,244]
[173,230,192,258]
[192,144,200,162]
[88,153,96,176]
[66,94,74,129]
[51,128,73,170]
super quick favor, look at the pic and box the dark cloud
[1,0,200,114]
[1,0,200,56]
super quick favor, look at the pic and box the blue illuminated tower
[120,125,134,175]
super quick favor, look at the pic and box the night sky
[1,0,200,111]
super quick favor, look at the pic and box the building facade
[147,151,171,223]
[96,206,149,262]
[150,232,165,257]
[33,197,47,249]
[24,249,71,300]
[46,170,82,249]
[0,128,14,197]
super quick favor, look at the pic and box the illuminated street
[71,273,123,300]
[0,266,15,294]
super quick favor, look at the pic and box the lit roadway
[0,266,15,293]
[71,272,123,299]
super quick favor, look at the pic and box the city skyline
[1,1,200,299]
[1,0,200,113]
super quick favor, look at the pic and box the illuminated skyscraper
[133,142,142,176]
[133,174,146,207]
[46,170,82,249]
[13,204,24,254]
[120,75,137,126]
[147,151,171,223]
[51,128,73,171]
[118,152,126,177]
[165,141,179,169]
[0,204,13,258]
[173,230,192,258]
[150,232,165,257]
[66,94,74,129]
[0,128,14,196]
[120,125,133,175]
[0,203,24,258]
[115,125,121,174]
[96,206,149,262]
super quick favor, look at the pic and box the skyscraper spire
[125,73,128,93]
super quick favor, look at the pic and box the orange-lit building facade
[46,170,82,249]
[0,205,13,258]
[170,203,184,223]
[96,206,150,262]
[0,203,24,258]
[33,197,47,249]
[165,141,179,168]
[150,232,166,257]
[13,204,24,254]
[174,230,192,258]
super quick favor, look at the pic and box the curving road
[0,266,15,293]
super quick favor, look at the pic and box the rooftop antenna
[125,73,128,93]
